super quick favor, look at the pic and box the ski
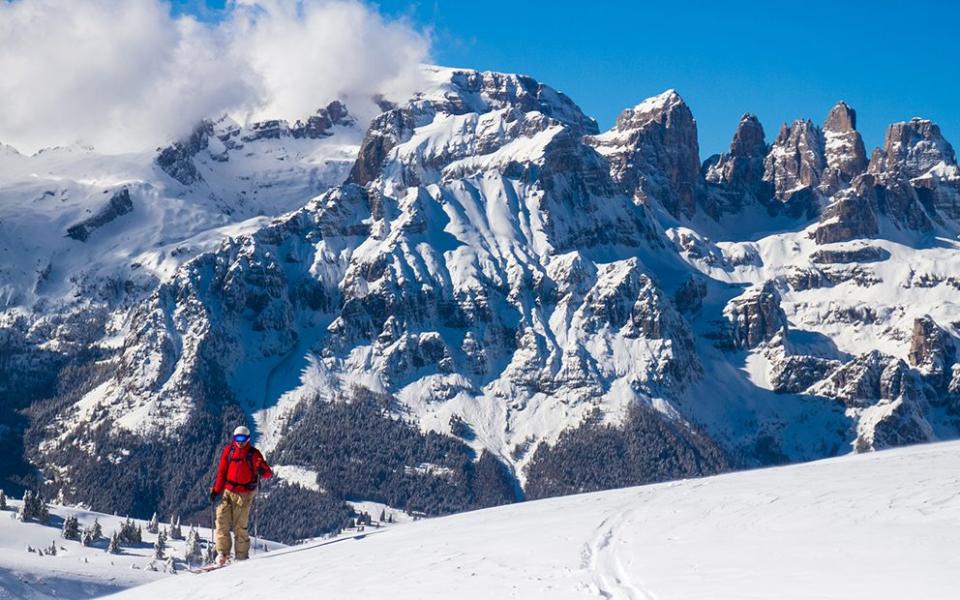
[188,562,230,574]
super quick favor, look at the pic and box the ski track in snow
[584,500,656,600]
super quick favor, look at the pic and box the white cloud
[0,0,430,153]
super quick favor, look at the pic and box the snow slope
[0,110,361,312]
[0,500,283,600]
[109,440,960,600]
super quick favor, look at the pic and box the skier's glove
[209,490,219,503]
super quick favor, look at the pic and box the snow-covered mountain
[0,101,360,311]
[3,65,959,538]
[108,441,960,600]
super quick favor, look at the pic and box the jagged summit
[729,113,766,157]
[588,89,700,218]
[822,101,868,191]
[869,116,957,176]
[417,65,599,134]
[823,101,857,133]
[615,88,688,128]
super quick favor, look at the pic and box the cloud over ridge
[0,0,430,153]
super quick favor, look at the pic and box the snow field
[109,441,960,600]
[0,498,283,599]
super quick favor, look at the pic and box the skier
[209,425,273,565]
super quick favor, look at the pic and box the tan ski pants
[215,489,255,559]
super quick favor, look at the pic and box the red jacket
[212,442,273,495]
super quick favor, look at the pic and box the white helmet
[233,425,250,437]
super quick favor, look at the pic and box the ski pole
[253,473,260,556]
[211,500,217,560]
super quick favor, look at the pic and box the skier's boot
[216,553,229,567]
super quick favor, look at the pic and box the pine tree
[61,515,80,541]
[119,517,142,544]
[15,490,32,522]
[184,527,203,566]
[15,490,48,523]
[107,531,121,554]
[0,489,6,510]
[91,518,103,541]
[81,529,95,547]
[164,556,177,573]
[379,508,385,522]
[170,515,182,540]
[153,528,167,560]
[47,540,57,556]
[147,512,159,534]
[36,493,49,525]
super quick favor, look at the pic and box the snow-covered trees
[119,517,142,544]
[80,518,102,547]
[0,489,6,510]
[170,515,183,540]
[16,490,49,524]
[106,531,121,554]
[147,512,159,534]
[61,515,80,541]
[154,528,167,560]
[184,526,203,566]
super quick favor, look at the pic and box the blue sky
[171,0,958,156]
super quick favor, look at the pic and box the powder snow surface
[109,441,960,600]
[0,503,283,600]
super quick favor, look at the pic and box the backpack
[225,444,259,491]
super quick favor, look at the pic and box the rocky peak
[869,118,957,178]
[242,101,355,143]
[703,114,769,195]
[613,90,687,131]
[762,119,826,202]
[155,101,359,186]
[866,118,960,223]
[729,114,767,157]
[439,68,598,135]
[349,68,602,188]
[823,101,857,133]
[821,102,867,192]
[700,114,775,218]
[155,121,214,185]
[587,89,700,218]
